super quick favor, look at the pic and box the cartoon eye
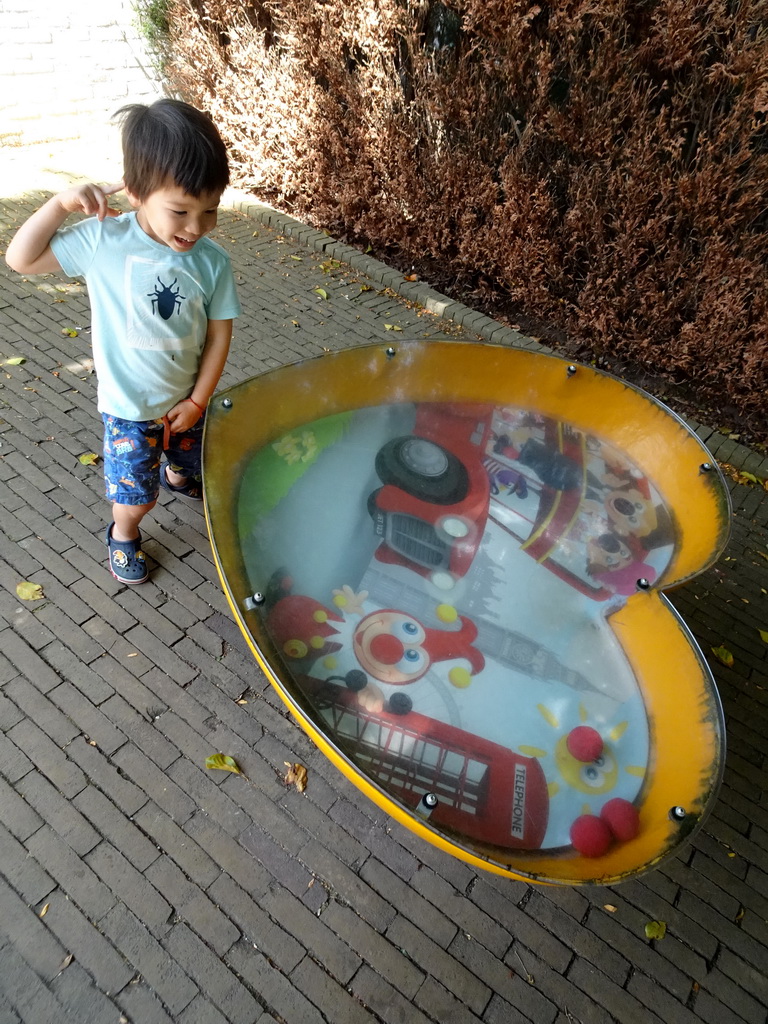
[580,759,608,788]
[634,501,644,511]
[397,647,427,675]
[394,617,426,644]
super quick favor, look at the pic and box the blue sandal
[160,464,203,501]
[106,523,148,584]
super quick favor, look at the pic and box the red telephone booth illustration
[305,677,550,851]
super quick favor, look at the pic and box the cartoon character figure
[483,456,528,498]
[584,461,661,539]
[266,592,343,662]
[581,449,675,595]
[603,485,658,538]
[352,608,485,685]
[264,573,485,701]
[493,428,582,492]
[521,708,645,856]
[585,532,658,596]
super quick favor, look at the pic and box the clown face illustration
[353,611,430,684]
[352,608,485,686]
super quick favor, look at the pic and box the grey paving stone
[25,826,114,920]
[164,925,261,1024]
[386,913,491,1014]
[144,855,239,955]
[567,957,665,1024]
[48,961,122,1023]
[0,775,43,841]
[0,877,68,982]
[100,905,198,1016]
[300,839,396,932]
[0,941,77,1024]
[349,964,435,1024]
[0,730,34,785]
[178,995,230,1024]
[208,873,305,974]
[15,772,99,856]
[165,757,251,836]
[182,811,272,897]
[290,955,377,1024]
[319,898,421,997]
[359,855,457,947]
[133,801,220,887]
[72,784,161,872]
[225,944,326,1024]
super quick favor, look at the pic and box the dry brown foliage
[165,0,768,426]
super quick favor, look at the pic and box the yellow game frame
[203,341,729,884]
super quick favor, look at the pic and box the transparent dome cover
[203,341,730,885]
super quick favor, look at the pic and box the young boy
[5,99,240,584]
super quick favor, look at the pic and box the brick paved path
[0,156,767,1024]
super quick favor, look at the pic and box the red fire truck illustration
[368,403,493,588]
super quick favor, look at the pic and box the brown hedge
[165,0,768,430]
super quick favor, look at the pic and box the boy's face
[127,182,222,253]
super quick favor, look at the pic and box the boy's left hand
[166,400,201,434]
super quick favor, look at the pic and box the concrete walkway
[0,140,767,1024]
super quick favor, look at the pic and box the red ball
[566,726,604,763]
[600,798,640,842]
[570,815,613,858]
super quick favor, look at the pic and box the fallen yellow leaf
[711,645,734,668]
[205,753,242,775]
[16,581,44,601]
[284,761,308,793]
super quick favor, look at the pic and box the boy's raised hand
[59,182,125,221]
[6,181,125,275]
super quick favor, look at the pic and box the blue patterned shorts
[102,413,205,505]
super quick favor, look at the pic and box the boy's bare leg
[112,501,155,541]
[165,467,189,487]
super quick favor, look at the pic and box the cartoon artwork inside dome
[204,342,729,884]
[237,402,670,859]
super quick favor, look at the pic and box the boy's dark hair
[115,99,230,199]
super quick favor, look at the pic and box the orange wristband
[187,396,205,414]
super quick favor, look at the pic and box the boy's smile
[128,183,222,252]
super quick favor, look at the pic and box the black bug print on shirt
[147,276,186,319]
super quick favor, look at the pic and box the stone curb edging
[226,189,768,481]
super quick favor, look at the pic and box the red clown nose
[369,633,404,665]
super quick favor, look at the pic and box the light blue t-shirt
[50,211,241,421]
